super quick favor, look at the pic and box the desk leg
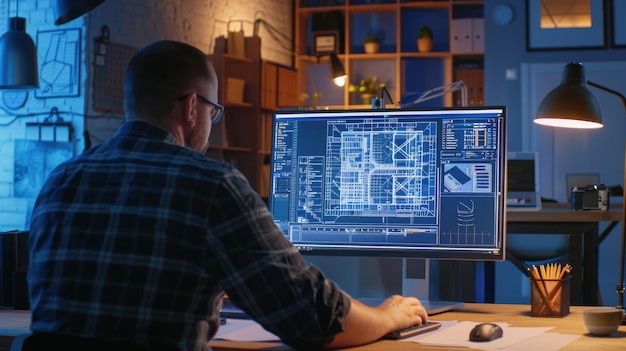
[568,230,584,305]
[583,225,599,305]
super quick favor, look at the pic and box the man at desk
[26,40,428,351]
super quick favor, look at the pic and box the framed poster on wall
[527,0,605,50]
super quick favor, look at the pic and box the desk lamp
[372,80,468,109]
[400,80,468,107]
[254,18,346,87]
[534,62,626,322]
[328,53,346,87]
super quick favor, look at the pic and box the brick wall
[0,0,293,231]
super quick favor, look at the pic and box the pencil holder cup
[530,276,571,317]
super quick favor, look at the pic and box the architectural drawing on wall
[13,140,74,199]
[2,91,29,110]
[36,29,81,98]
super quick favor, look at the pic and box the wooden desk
[212,303,626,350]
[2,304,625,351]
[506,205,622,305]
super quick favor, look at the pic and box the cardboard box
[226,77,245,103]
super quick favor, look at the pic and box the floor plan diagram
[322,120,438,219]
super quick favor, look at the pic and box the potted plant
[417,25,434,52]
[349,75,385,104]
[364,35,380,54]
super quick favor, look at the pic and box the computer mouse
[469,322,503,342]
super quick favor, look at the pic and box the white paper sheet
[213,318,577,351]
[214,318,280,342]
[503,333,580,351]
[416,321,553,350]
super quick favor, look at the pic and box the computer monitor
[269,107,506,260]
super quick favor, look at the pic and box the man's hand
[326,295,428,349]
[377,295,428,331]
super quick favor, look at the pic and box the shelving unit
[210,36,298,198]
[295,0,484,109]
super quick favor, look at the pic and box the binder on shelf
[471,18,484,53]
[451,18,472,53]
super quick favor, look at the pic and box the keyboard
[384,321,442,339]
[220,298,249,319]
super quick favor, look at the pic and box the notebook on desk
[507,152,541,211]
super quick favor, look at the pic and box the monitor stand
[359,258,464,315]
[221,257,463,319]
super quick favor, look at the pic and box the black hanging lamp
[0,12,39,89]
[54,0,107,25]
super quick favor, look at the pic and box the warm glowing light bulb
[534,117,603,129]
[333,75,346,87]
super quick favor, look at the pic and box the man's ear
[180,93,197,128]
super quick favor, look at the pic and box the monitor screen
[269,107,507,261]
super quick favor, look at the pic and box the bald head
[123,40,217,122]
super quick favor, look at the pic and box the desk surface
[507,205,622,222]
[2,304,625,351]
[210,304,626,351]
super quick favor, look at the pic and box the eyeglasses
[177,93,224,124]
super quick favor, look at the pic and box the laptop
[507,152,541,210]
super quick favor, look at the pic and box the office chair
[506,233,571,275]
[9,334,29,351]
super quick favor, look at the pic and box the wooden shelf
[295,0,484,109]
[224,101,254,108]
[207,145,252,153]
[210,36,297,198]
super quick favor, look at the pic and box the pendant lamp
[54,0,107,25]
[0,16,38,89]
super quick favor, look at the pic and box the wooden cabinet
[209,36,297,198]
[277,66,299,107]
[261,62,277,110]
[295,0,484,109]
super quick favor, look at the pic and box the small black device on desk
[469,322,503,342]
[384,321,442,339]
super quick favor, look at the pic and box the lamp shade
[54,0,107,25]
[328,53,346,87]
[534,62,603,129]
[0,18,38,89]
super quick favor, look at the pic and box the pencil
[530,265,554,315]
